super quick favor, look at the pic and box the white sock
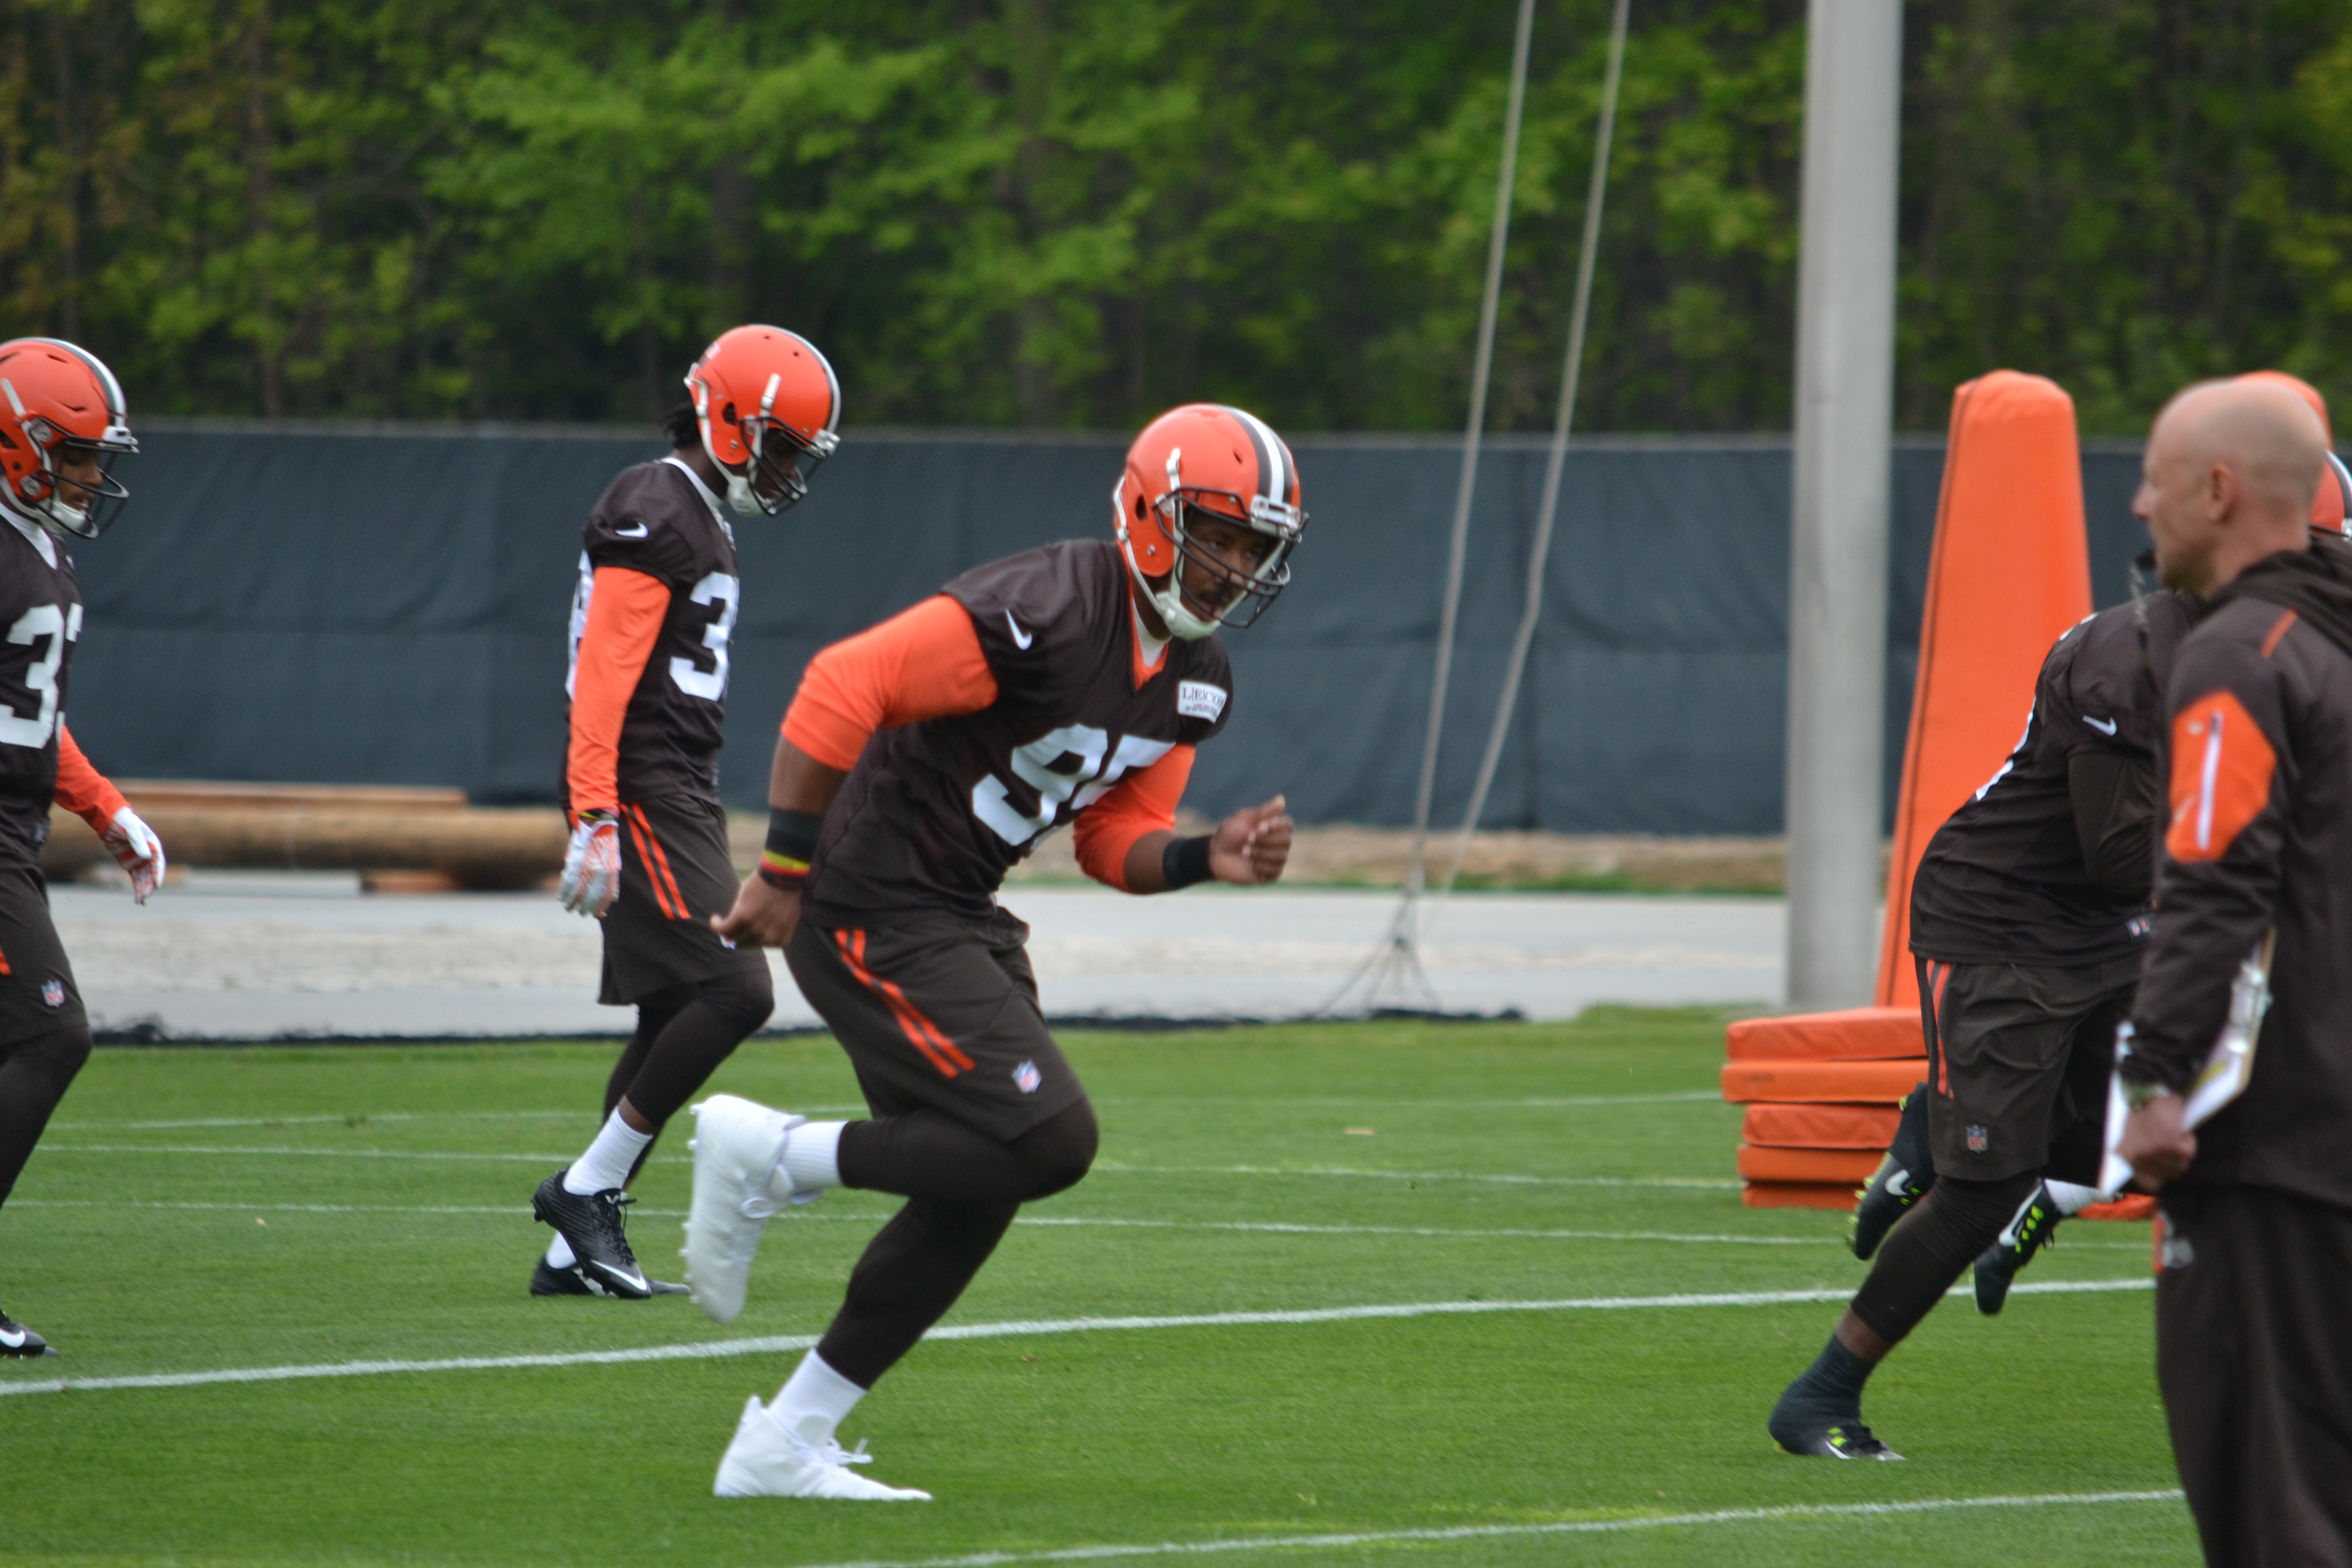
[2046,1179,2100,1216]
[768,1120,847,1200]
[564,1110,653,1195]
[545,1233,577,1269]
[772,1350,865,1446]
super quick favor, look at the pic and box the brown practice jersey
[805,540,1233,923]
[1908,592,2194,967]
[564,458,743,805]
[0,515,85,861]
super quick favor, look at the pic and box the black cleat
[531,1257,690,1298]
[531,1169,652,1300]
[1774,1417,1904,1461]
[0,1306,55,1357]
[1974,1181,2064,1315]
[530,1258,596,1296]
[1850,1082,1935,1260]
[1768,1357,1900,1460]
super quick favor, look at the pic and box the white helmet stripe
[745,323,842,434]
[1223,405,1285,505]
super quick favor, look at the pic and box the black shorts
[0,863,85,1041]
[599,796,767,1007]
[786,908,1084,1141]
[1913,953,2137,1182]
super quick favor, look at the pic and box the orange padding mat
[1739,1183,2159,1218]
[1742,1102,1904,1149]
[1721,1059,1926,1104]
[1737,1145,1879,1184]
[1725,1007,1923,1062]
[1741,1182,1856,1211]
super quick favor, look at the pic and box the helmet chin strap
[722,471,764,518]
[1116,530,1218,641]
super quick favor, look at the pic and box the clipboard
[2099,930,2275,1195]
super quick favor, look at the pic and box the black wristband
[1161,834,1214,890]
[766,807,824,863]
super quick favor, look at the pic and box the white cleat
[683,1094,803,1324]
[712,1396,932,1500]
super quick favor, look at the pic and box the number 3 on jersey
[670,571,739,701]
[972,724,1172,848]
[0,602,80,748]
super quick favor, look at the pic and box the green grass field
[1,1010,2194,1566]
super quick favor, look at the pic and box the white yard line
[51,1108,871,1131]
[36,1144,572,1163]
[779,1490,2185,1567]
[1095,1162,1741,1190]
[6,1203,2153,1250]
[1094,1091,1726,1109]
[0,1278,2153,1400]
[34,1145,1738,1187]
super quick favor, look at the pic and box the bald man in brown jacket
[2120,377,2352,1566]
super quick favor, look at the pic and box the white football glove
[100,806,165,905]
[559,811,621,917]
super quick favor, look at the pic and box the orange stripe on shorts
[834,928,978,1077]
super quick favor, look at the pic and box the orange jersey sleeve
[781,595,1000,770]
[1072,745,1195,892]
[566,567,671,817]
[53,722,128,832]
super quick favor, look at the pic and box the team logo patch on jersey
[41,980,63,1008]
[1177,681,1228,722]
[1013,1060,1042,1095]
[1966,1124,1988,1153]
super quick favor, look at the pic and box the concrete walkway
[56,872,1786,1040]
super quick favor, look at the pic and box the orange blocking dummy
[1729,371,2092,1208]
[1873,371,2092,1009]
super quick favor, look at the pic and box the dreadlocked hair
[662,400,700,451]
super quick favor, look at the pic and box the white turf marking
[1003,1216,2153,1250]
[41,1144,570,1163]
[1095,1161,1739,1190]
[1097,1090,1725,1109]
[15,1199,529,1216]
[0,1278,2152,1400]
[38,1146,1735,1188]
[51,1107,870,1131]
[782,1490,2185,1567]
[5,1203,2154,1250]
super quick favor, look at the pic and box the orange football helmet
[1113,403,1306,638]
[683,325,840,517]
[0,338,136,540]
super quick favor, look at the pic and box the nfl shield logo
[1012,1060,1042,1095]
[40,980,63,1008]
[1966,1124,1988,1153]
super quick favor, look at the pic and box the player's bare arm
[713,738,845,948]
[1117,796,1293,891]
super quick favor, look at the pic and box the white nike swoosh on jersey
[614,522,649,538]
[2086,716,2118,736]
[1005,610,1034,650]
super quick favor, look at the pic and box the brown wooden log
[43,802,566,891]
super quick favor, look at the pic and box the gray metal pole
[1784,0,1903,1011]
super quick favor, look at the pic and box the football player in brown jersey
[678,403,1302,1499]
[0,339,165,1356]
[530,326,840,1301]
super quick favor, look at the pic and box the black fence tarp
[60,422,2154,834]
